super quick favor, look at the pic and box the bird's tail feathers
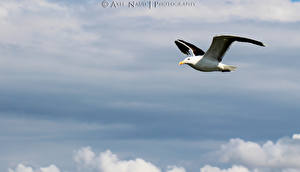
[222,65,237,72]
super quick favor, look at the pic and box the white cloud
[219,137,300,169]
[74,147,162,172]
[8,164,60,172]
[166,166,186,172]
[199,136,300,172]
[200,165,251,172]
[100,150,162,172]
[219,138,267,167]
[8,164,33,172]
[40,165,60,172]
[292,134,300,140]
[74,147,96,167]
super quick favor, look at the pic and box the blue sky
[1,0,300,172]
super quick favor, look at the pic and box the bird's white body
[182,55,234,72]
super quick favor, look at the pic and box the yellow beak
[178,61,185,65]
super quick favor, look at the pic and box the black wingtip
[217,35,266,47]
[257,41,265,47]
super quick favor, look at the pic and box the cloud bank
[200,165,250,172]
[8,135,300,172]
[9,147,185,172]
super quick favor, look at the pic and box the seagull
[175,35,265,72]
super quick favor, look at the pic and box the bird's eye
[187,58,190,60]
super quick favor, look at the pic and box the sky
[1,0,300,172]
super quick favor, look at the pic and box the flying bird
[175,35,265,72]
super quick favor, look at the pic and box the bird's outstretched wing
[203,35,265,62]
[175,39,205,56]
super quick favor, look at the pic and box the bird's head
[178,57,196,66]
